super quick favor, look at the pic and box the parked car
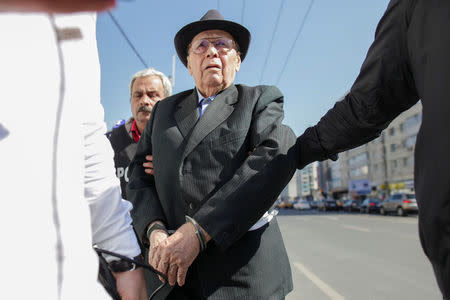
[343,200,360,212]
[309,200,319,209]
[317,199,337,211]
[276,197,294,209]
[293,200,311,210]
[379,193,418,216]
[359,198,381,213]
[336,199,345,210]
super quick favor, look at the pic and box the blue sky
[97,0,390,135]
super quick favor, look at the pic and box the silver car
[379,193,418,216]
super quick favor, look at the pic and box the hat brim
[174,19,250,67]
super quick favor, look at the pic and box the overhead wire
[275,0,315,85]
[259,0,286,83]
[107,11,148,68]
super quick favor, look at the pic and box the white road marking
[348,214,417,225]
[381,218,418,225]
[293,261,346,300]
[341,224,371,232]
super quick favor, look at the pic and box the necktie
[198,97,212,118]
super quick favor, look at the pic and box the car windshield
[407,194,416,199]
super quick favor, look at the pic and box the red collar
[131,120,141,143]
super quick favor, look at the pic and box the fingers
[156,258,169,283]
[143,165,153,175]
[167,264,178,286]
[149,230,198,287]
[148,231,169,274]
[143,162,153,168]
[149,245,160,272]
[143,155,154,174]
[177,266,188,286]
[150,253,165,283]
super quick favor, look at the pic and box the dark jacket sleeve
[296,0,419,169]
[126,102,165,244]
[194,86,299,251]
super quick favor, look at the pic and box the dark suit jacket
[128,84,297,299]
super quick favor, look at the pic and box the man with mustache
[109,68,172,200]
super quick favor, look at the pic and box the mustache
[137,106,152,113]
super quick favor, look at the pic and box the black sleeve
[296,0,419,169]
[126,102,165,244]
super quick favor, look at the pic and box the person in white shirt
[0,1,146,299]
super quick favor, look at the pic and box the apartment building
[299,162,319,200]
[280,170,299,201]
[319,102,422,197]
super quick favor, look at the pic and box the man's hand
[148,229,169,282]
[151,223,202,287]
[143,155,154,175]
[113,267,147,300]
[0,0,115,13]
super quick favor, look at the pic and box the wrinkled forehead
[131,75,162,92]
[191,29,235,44]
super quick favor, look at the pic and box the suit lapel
[174,90,199,138]
[182,85,238,159]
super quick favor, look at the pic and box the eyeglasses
[190,38,236,55]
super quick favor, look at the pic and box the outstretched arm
[296,0,419,169]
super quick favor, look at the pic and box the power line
[275,0,314,85]
[107,11,148,68]
[259,0,286,83]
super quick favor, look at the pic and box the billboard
[349,179,371,195]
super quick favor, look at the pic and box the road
[277,210,441,300]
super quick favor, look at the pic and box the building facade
[280,170,299,202]
[318,102,422,198]
[299,162,319,200]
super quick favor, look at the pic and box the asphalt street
[277,210,441,300]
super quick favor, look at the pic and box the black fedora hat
[174,9,251,67]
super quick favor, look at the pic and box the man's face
[130,75,165,129]
[187,30,241,95]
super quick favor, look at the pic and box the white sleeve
[58,13,140,261]
[83,116,141,261]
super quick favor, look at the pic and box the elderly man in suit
[128,9,297,299]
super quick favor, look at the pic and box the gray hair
[129,68,172,98]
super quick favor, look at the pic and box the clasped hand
[148,223,200,286]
